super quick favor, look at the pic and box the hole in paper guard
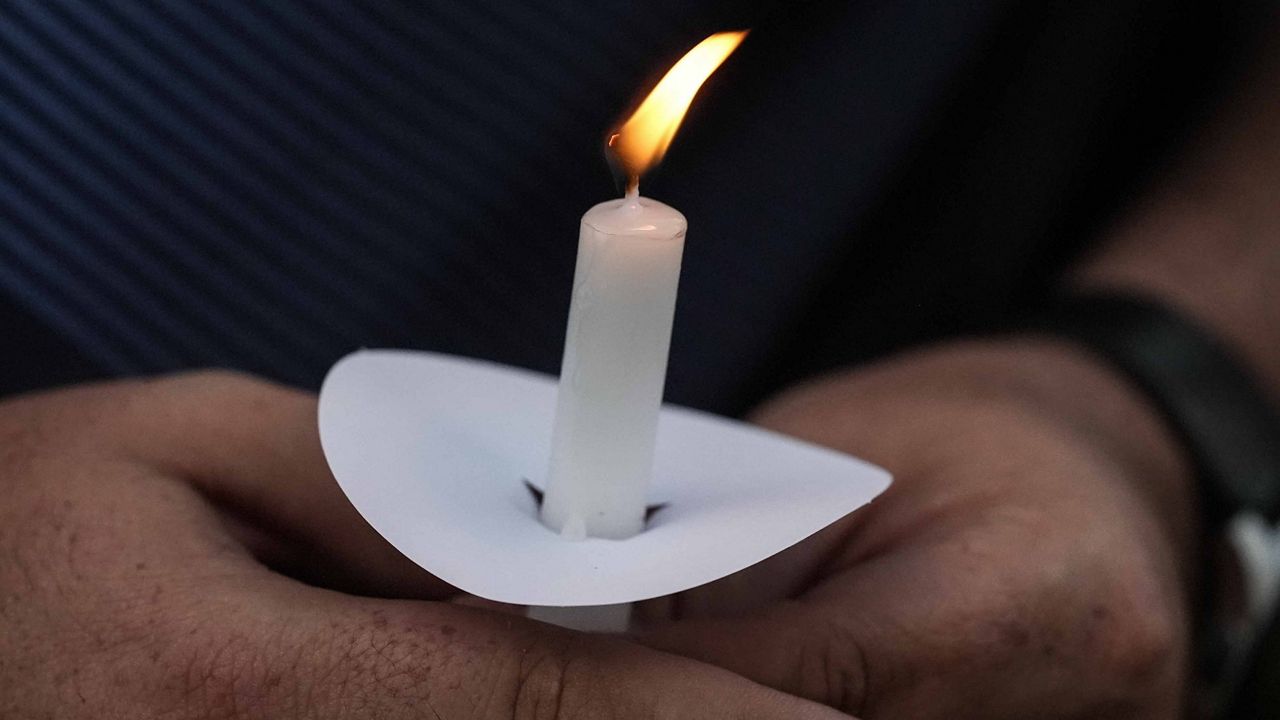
[522,478,669,530]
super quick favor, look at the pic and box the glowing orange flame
[609,30,748,193]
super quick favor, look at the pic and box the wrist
[1071,199,1280,408]
[943,338,1193,487]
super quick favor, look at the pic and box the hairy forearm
[1071,15,1280,403]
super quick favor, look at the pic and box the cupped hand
[0,372,844,719]
[637,339,1199,719]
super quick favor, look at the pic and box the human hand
[0,372,846,719]
[637,339,1198,719]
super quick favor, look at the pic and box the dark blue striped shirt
[0,0,1221,411]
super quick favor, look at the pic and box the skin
[638,338,1196,718]
[0,372,845,719]
[632,21,1280,717]
[3,12,1279,720]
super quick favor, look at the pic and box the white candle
[527,29,746,632]
[536,31,746,548]
[540,192,687,539]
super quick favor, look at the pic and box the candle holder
[318,349,892,630]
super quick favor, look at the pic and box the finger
[635,502,1010,716]
[186,585,855,720]
[12,371,452,599]
[635,572,880,715]
[8,450,848,720]
[637,521,1182,720]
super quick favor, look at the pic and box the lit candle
[540,31,748,540]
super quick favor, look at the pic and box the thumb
[635,602,870,713]
[31,370,453,599]
[229,585,854,720]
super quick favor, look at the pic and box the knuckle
[306,610,453,717]
[812,617,872,716]
[1053,541,1185,704]
[175,633,256,714]
[1095,589,1183,696]
[159,625,291,720]
[513,645,576,720]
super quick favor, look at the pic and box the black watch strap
[1031,293,1280,525]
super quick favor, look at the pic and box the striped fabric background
[0,0,747,380]
[1,0,1111,411]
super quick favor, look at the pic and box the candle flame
[610,30,748,193]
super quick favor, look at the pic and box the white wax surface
[540,196,687,539]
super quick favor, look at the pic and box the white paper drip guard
[318,350,892,607]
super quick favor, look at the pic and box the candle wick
[625,175,639,201]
